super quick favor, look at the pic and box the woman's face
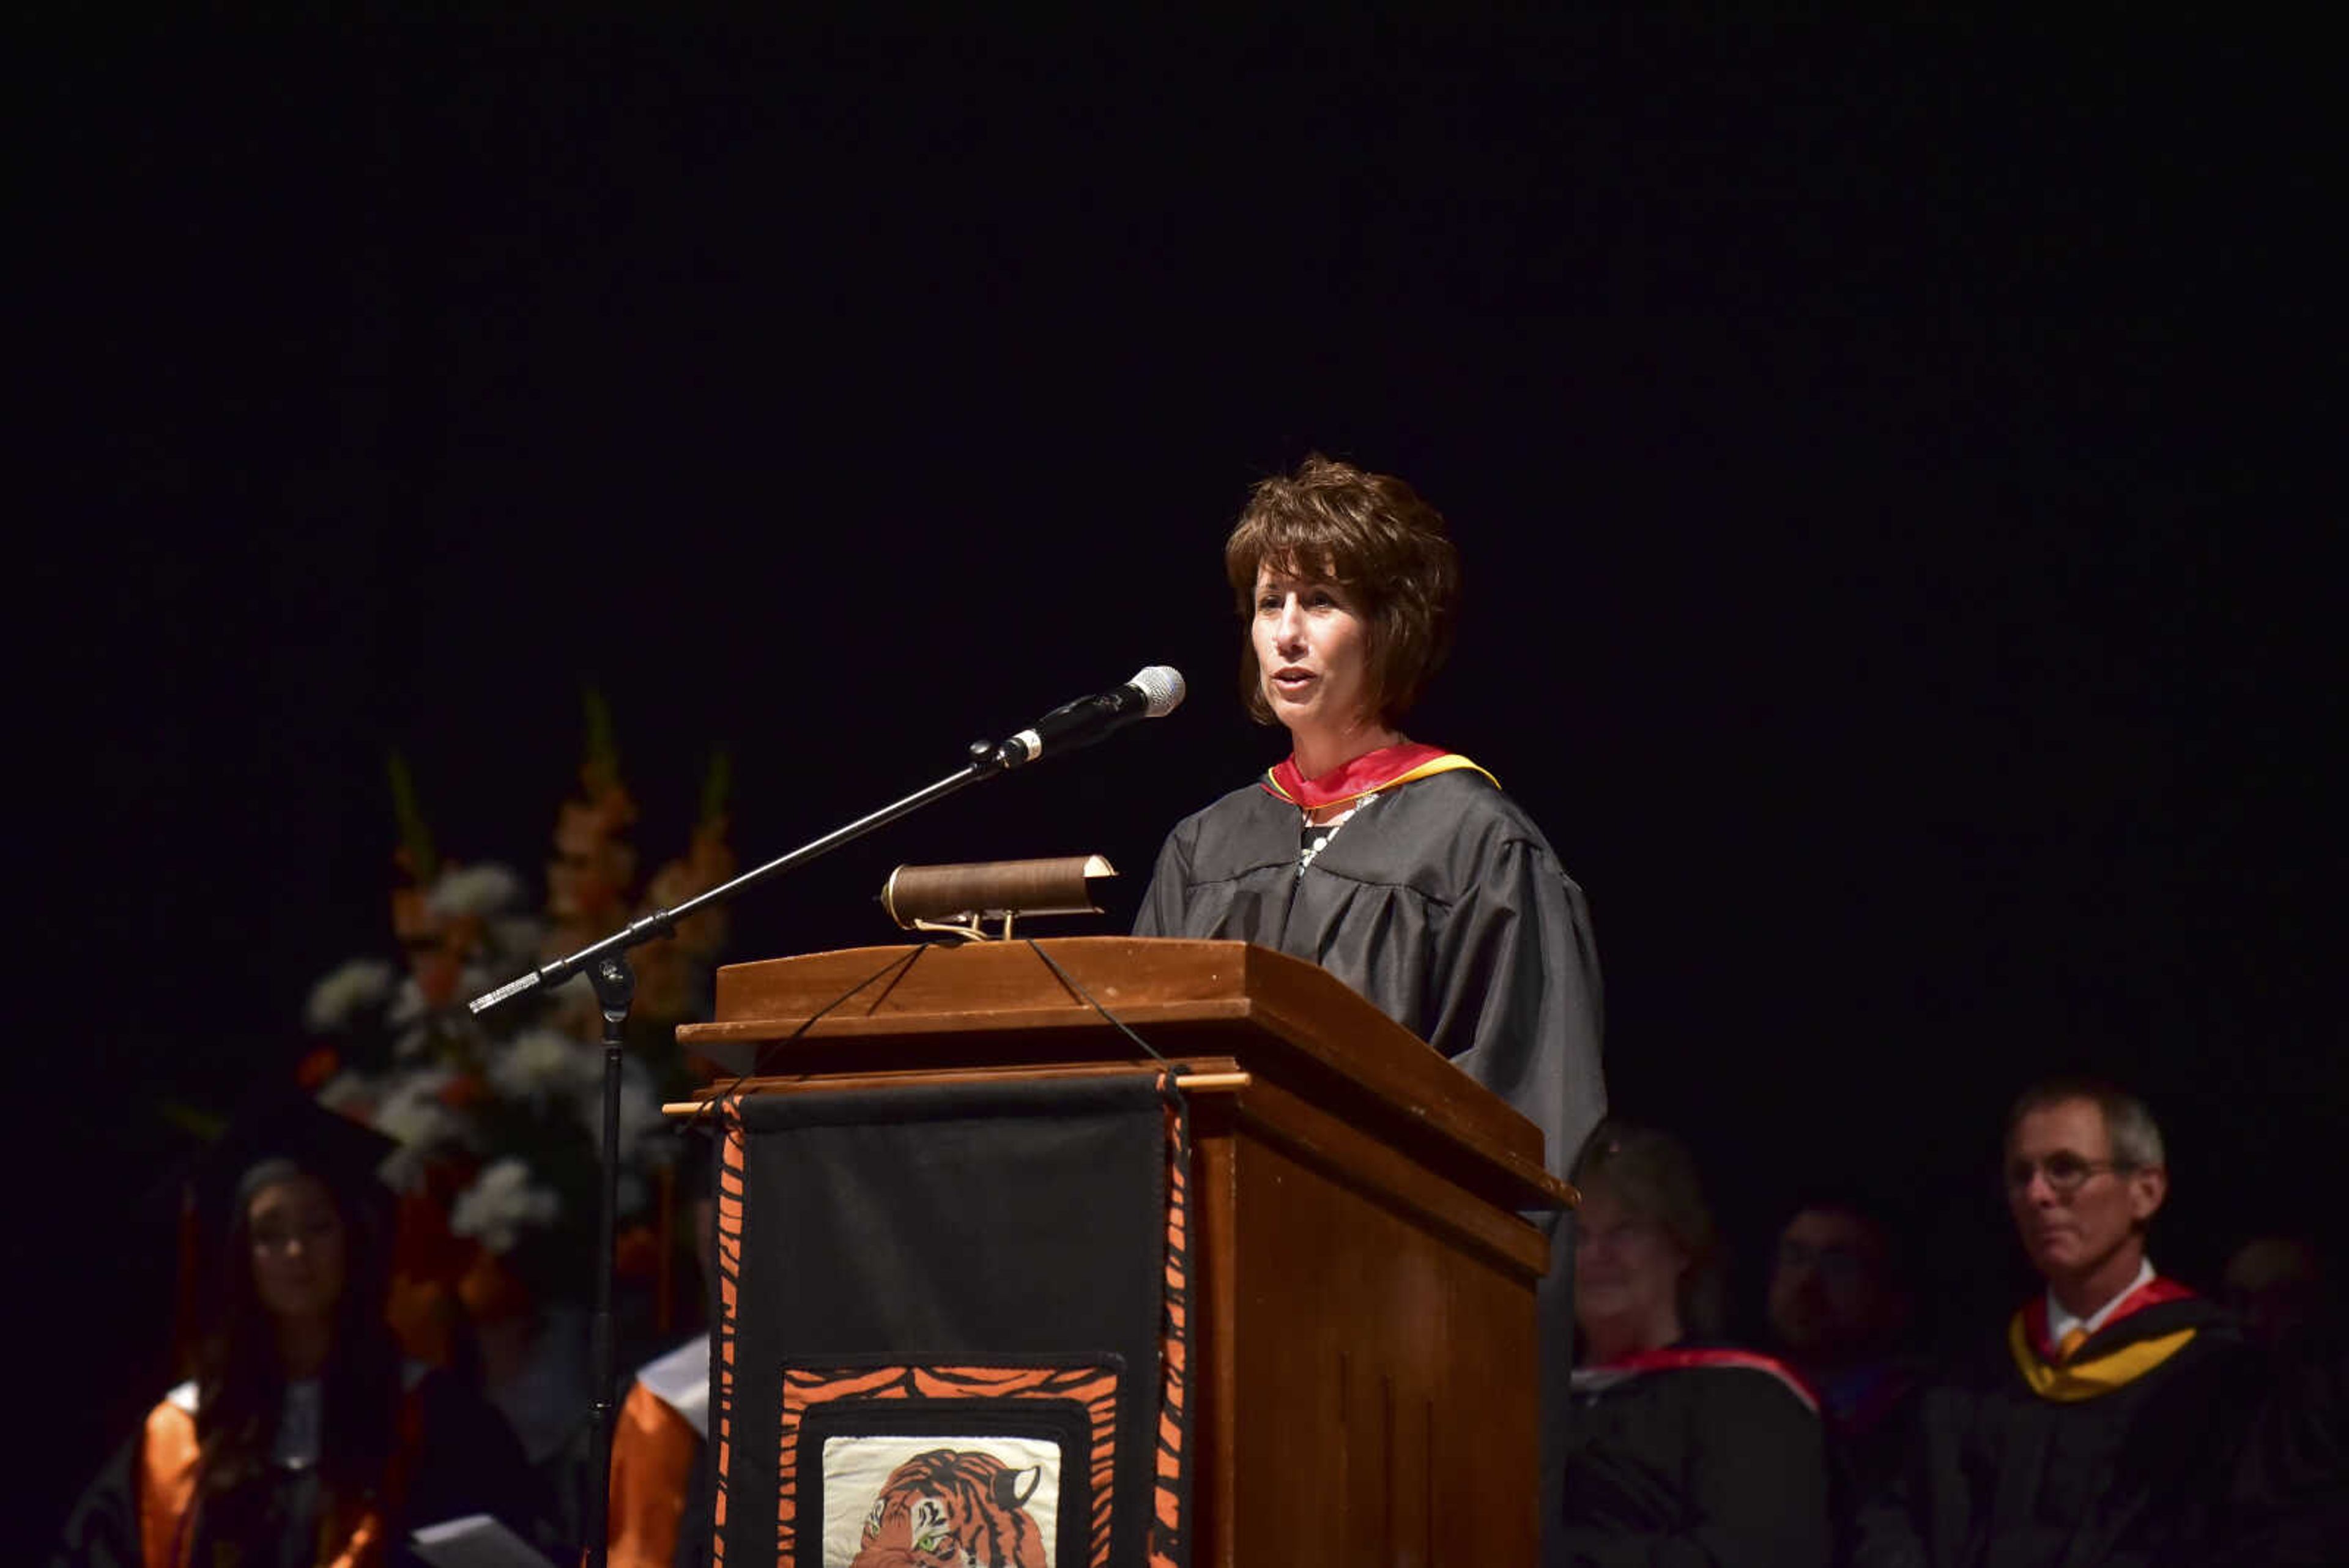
[1572,1187,1690,1339]
[1252,562,1376,747]
[247,1173,348,1326]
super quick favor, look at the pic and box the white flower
[450,1157,562,1253]
[489,1027,601,1107]
[377,1146,431,1195]
[371,1066,467,1176]
[488,913,548,960]
[315,1070,377,1116]
[387,974,431,1030]
[304,959,396,1033]
[427,863,527,920]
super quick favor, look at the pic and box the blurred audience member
[2208,1233,2348,1565]
[2222,1233,2332,1362]
[1850,1078,2263,1568]
[1560,1121,1828,1567]
[605,1140,719,1568]
[606,1329,713,1568]
[1766,1196,1923,1544]
[50,1096,553,1566]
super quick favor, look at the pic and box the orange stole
[138,1402,199,1568]
[137,1394,401,1568]
[609,1380,700,1568]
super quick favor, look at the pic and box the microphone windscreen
[1129,666,1186,718]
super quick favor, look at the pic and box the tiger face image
[850,1447,1049,1568]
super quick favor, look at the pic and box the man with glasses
[1850,1078,2263,1568]
[1765,1195,1921,1545]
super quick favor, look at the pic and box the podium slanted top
[676,936,1572,1212]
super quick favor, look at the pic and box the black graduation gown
[48,1367,553,1568]
[1135,765,1607,1564]
[1134,767,1606,1187]
[1559,1354,1831,1568]
[1808,1356,1929,1562]
[2208,1317,2349,1567]
[1847,1297,2265,1568]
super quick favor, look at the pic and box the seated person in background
[1850,1077,2264,1568]
[1560,1121,1828,1568]
[2221,1233,2333,1365]
[2208,1234,2348,1567]
[1765,1194,1924,1537]
[51,1094,552,1567]
[606,1332,713,1568]
[605,1137,719,1568]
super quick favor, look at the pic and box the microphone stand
[468,738,1019,1568]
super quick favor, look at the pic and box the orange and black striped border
[1149,1082,1193,1568]
[710,1109,748,1566]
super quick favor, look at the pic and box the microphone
[993,666,1186,768]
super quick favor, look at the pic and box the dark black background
[14,11,2337,1540]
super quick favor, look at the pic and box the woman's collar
[1265,740,1457,810]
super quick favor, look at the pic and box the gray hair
[2006,1077,2167,1170]
[1572,1119,1725,1336]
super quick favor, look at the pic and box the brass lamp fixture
[880,855,1116,942]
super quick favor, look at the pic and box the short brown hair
[1224,455,1461,727]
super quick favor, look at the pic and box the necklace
[1298,792,1378,873]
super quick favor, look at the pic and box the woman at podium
[1134,452,1604,1200]
[1134,453,1606,1557]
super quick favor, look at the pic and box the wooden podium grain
[677,937,1573,1567]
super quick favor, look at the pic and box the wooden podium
[677,937,1573,1567]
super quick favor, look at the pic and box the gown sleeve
[51,1395,200,1568]
[48,1433,147,1568]
[1428,833,1606,1187]
[1130,817,1195,938]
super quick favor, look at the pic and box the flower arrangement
[300,694,735,1370]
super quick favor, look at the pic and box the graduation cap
[153,1089,403,1368]
[161,1091,398,1275]
[179,1088,403,1235]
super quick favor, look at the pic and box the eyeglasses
[2004,1154,2133,1197]
[1775,1239,1870,1284]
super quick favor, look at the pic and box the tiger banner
[709,1075,1192,1568]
